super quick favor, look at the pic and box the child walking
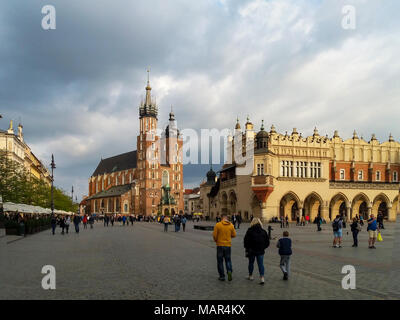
[277,231,292,280]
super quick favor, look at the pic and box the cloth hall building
[86,76,184,216]
[200,118,400,222]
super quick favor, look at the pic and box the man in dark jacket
[73,215,81,233]
[244,218,270,285]
[51,215,57,235]
[277,231,292,280]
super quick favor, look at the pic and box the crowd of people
[332,212,383,249]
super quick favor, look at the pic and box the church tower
[137,70,161,215]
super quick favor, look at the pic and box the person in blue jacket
[277,231,292,280]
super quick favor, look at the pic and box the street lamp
[71,186,74,203]
[50,154,56,216]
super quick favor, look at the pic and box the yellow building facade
[200,119,400,222]
[0,120,52,185]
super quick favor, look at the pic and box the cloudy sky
[1,0,399,201]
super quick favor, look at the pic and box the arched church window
[162,170,169,186]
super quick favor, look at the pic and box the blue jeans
[248,254,265,276]
[74,223,79,233]
[51,224,56,235]
[217,246,232,278]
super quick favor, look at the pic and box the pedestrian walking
[73,214,81,233]
[60,216,66,235]
[244,218,269,285]
[236,214,242,229]
[296,215,300,226]
[164,216,170,232]
[316,214,322,231]
[83,215,88,229]
[51,215,57,235]
[277,231,292,280]
[129,215,134,226]
[89,215,95,229]
[367,214,379,249]
[280,216,285,228]
[350,217,361,247]
[182,216,187,232]
[359,214,364,226]
[110,215,114,226]
[267,225,273,240]
[377,212,384,229]
[65,216,70,234]
[332,215,343,248]
[122,215,127,226]
[212,214,237,281]
[285,216,289,228]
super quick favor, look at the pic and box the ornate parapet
[220,178,237,189]
[276,177,326,182]
[329,181,399,190]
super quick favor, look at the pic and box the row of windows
[280,161,322,178]
[339,169,399,182]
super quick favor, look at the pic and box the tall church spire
[145,67,152,106]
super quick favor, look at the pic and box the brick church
[86,73,184,216]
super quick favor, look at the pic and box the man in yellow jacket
[213,214,237,281]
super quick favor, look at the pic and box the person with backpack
[277,231,292,280]
[244,218,270,285]
[332,215,343,248]
[350,217,361,247]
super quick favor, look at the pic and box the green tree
[0,151,77,212]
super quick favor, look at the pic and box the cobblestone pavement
[0,220,398,300]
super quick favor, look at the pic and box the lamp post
[50,154,56,216]
[71,186,74,202]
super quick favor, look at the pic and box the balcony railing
[251,175,274,187]
[220,178,237,189]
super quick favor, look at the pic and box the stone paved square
[1,220,398,300]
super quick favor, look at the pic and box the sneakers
[227,272,232,281]
[218,277,225,281]
[247,275,254,281]
[259,276,265,285]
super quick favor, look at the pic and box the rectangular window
[340,169,345,180]
[393,171,398,182]
[358,170,363,181]
[376,171,381,181]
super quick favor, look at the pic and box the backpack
[332,220,339,232]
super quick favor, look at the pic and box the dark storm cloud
[1,0,400,200]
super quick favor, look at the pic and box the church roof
[92,150,137,176]
[86,184,133,200]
